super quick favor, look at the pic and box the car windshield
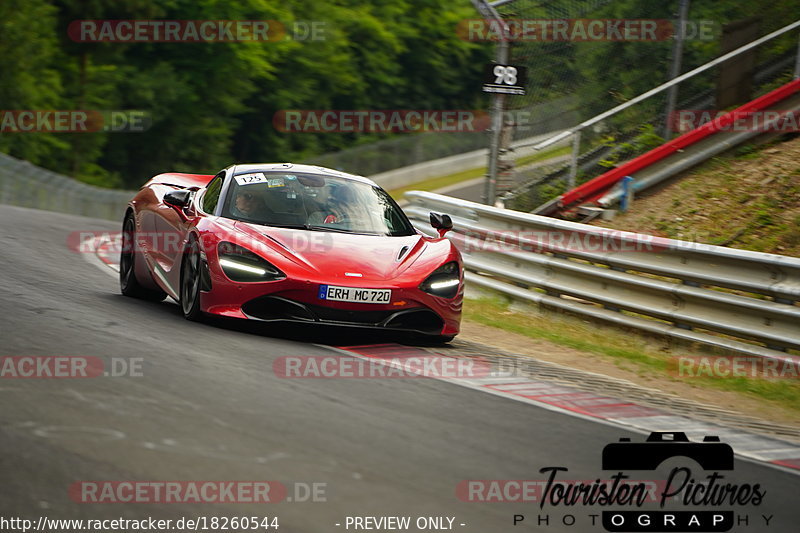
[222,171,416,236]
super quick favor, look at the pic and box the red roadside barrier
[557,78,800,212]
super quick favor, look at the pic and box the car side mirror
[429,212,453,237]
[164,190,192,209]
[164,190,192,221]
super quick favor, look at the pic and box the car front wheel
[180,237,203,321]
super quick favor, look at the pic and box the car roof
[229,163,377,187]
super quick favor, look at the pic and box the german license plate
[318,285,391,304]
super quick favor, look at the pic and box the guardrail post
[568,130,581,189]
[620,176,634,212]
[674,282,695,330]
[795,31,800,79]
[602,265,628,311]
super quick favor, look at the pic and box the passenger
[232,189,272,220]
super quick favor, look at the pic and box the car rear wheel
[180,237,203,321]
[120,215,167,301]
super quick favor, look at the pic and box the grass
[388,166,485,200]
[464,296,800,413]
[465,297,667,370]
[516,144,571,167]
[387,144,571,200]
[596,135,800,256]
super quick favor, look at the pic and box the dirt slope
[591,134,800,257]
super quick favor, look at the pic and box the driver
[308,185,364,225]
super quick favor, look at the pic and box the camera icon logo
[602,432,734,471]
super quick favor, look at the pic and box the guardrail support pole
[795,31,800,79]
[567,130,581,189]
[602,266,627,311]
[663,0,690,140]
[670,285,695,330]
[620,176,634,212]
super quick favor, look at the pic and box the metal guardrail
[0,152,134,221]
[405,191,800,362]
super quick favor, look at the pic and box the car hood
[232,221,429,281]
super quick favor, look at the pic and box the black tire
[180,237,203,321]
[120,215,167,302]
[433,335,456,344]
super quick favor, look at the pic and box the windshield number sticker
[234,173,267,186]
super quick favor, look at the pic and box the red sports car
[120,163,462,342]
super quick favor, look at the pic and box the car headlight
[218,242,285,282]
[419,261,460,299]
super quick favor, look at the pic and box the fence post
[484,41,508,206]
[663,0,690,140]
[567,130,581,189]
[795,31,800,79]
[478,1,509,207]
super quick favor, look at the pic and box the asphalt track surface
[1,204,798,532]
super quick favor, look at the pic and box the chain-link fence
[0,152,133,221]
[302,132,490,176]
[300,95,579,178]
[487,0,800,212]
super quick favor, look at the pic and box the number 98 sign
[493,65,518,85]
[482,63,527,96]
